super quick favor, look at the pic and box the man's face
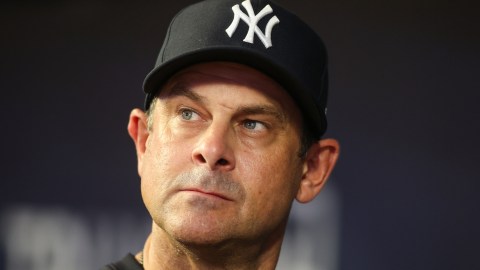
[139,62,306,246]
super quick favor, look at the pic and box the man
[102,0,339,269]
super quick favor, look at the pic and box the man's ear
[127,108,149,175]
[296,138,340,203]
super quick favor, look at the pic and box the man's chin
[156,212,237,245]
[168,225,233,247]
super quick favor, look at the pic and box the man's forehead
[160,62,290,100]
[171,62,282,87]
[156,62,302,122]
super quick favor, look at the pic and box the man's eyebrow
[235,105,287,123]
[164,83,204,102]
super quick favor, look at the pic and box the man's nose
[191,123,236,171]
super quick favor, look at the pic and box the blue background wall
[1,0,479,269]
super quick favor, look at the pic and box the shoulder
[100,253,143,270]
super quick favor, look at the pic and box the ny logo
[225,0,280,49]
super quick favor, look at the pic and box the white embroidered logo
[225,0,280,48]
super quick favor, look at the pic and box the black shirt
[101,254,143,270]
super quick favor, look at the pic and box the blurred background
[1,0,479,269]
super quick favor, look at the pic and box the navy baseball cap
[143,0,329,138]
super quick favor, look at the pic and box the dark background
[1,0,479,269]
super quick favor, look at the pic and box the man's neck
[140,223,285,270]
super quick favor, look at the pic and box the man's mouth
[179,188,233,201]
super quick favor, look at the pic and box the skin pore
[128,62,339,269]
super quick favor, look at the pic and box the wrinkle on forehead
[165,62,287,96]
[162,83,205,102]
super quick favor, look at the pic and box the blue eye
[181,110,194,120]
[179,108,201,121]
[244,121,257,129]
[243,120,266,131]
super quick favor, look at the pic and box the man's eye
[180,109,199,120]
[243,120,266,131]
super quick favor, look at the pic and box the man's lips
[179,188,233,201]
